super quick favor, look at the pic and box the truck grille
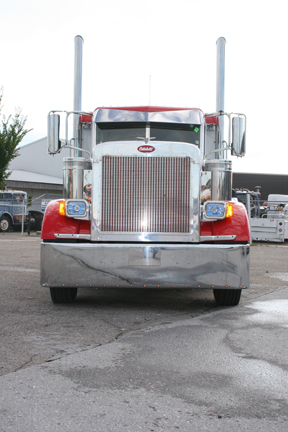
[101,156,190,233]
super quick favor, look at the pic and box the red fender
[201,201,250,242]
[41,200,91,239]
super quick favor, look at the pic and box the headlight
[204,201,226,219]
[65,199,88,218]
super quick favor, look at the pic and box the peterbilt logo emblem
[137,145,155,153]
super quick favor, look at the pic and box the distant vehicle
[0,190,28,232]
[26,197,52,231]
[235,189,288,242]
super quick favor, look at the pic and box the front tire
[0,216,11,232]
[213,289,242,306]
[50,287,78,304]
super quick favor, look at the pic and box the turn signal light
[226,202,233,218]
[59,201,66,216]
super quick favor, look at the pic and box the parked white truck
[236,189,288,242]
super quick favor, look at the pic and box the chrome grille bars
[101,156,190,233]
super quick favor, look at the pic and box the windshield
[96,122,201,146]
[0,193,13,201]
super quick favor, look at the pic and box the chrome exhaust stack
[203,37,232,201]
[63,35,91,199]
[73,35,84,155]
[216,37,226,157]
[216,37,226,115]
[215,37,232,201]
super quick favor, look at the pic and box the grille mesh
[101,156,190,233]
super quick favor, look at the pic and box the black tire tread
[213,289,242,306]
[50,287,78,304]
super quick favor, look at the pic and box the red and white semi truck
[41,36,250,305]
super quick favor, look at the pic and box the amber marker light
[226,202,233,218]
[59,201,66,216]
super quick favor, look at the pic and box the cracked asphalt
[0,233,288,431]
[1,233,287,377]
[0,233,218,376]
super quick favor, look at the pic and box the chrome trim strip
[41,242,250,289]
[54,233,91,240]
[200,235,236,241]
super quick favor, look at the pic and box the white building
[6,137,70,217]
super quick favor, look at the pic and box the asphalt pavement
[0,233,288,432]
[0,234,287,432]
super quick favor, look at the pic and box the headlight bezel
[203,201,227,220]
[65,199,90,219]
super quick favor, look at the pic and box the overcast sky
[1,0,288,175]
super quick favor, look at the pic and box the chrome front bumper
[41,242,250,289]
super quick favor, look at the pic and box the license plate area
[129,247,161,266]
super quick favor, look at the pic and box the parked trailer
[40,36,250,306]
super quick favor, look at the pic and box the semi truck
[0,190,49,232]
[0,190,27,232]
[40,36,250,306]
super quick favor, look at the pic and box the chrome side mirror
[231,116,246,156]
[47,113,61,154]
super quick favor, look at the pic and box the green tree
[0,92,32,189]
[27,193,33,207]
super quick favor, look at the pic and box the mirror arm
[204,112,246,158]
[230,146,245,158]
[204,143,230,159]
[64,110,92,147]
[61,140,92,163]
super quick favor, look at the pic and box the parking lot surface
[0,232,288,431]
